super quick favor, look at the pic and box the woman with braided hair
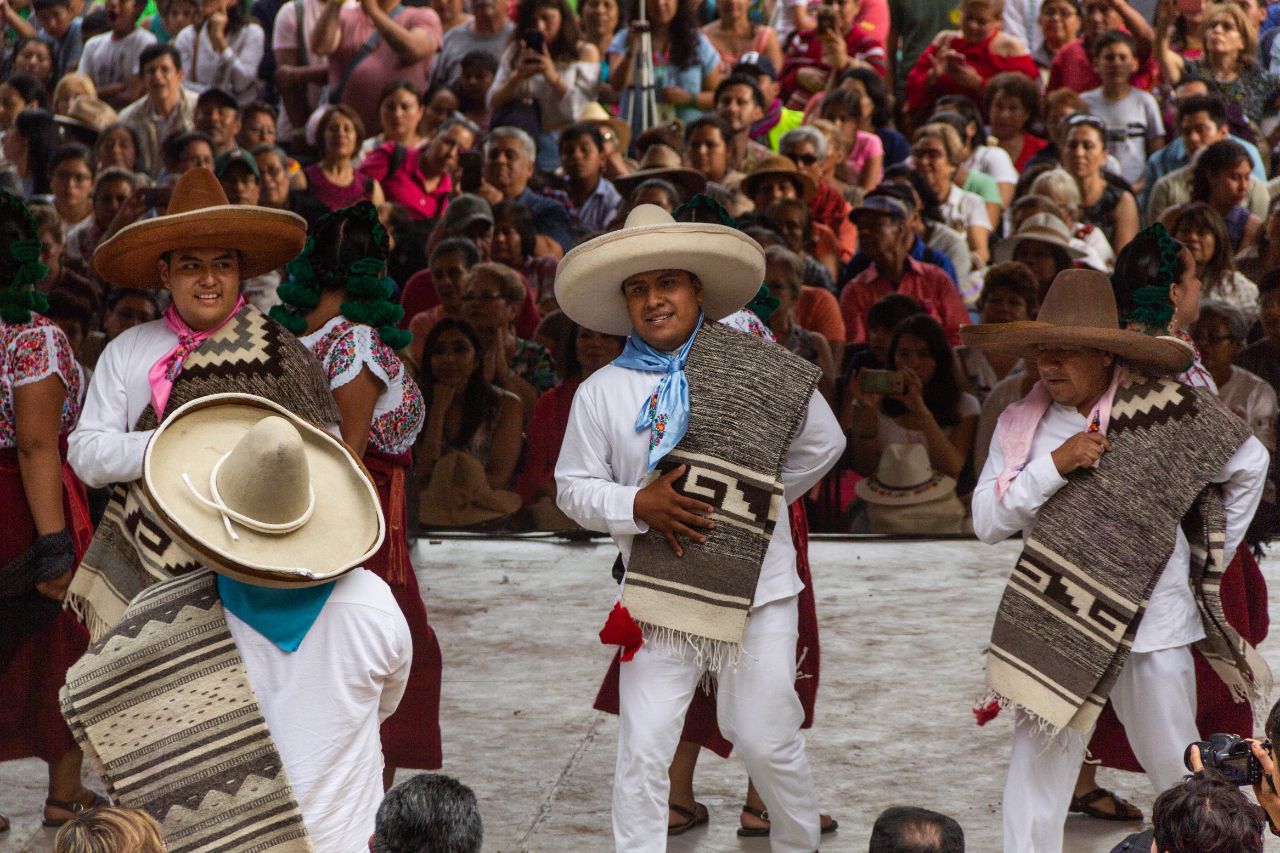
[271,200,442,782]
[0,189,105,831]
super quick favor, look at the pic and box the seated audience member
[1078,30,1164,189]
[684,114,750,216]
[46,144,94,231]
[361,116,477,222]
[926,110,1004,237]
[764,245,837,400]
[304,106,385,211]
[903,0,1037,121]
[53,806,165,853]
[34,0,84,80]
[461,262,550,415]
[1005,194,1108,272]
[818,87,882,192]
[765,197,837,292]
[841,195,969,345]
[1236,270,1280,393]
[455,49,499,130]
[477,126,573,257]
[1022,89,1089,172]
[936,94,1018,209]
[162,129,215,175]
[780,124,854,257]
[744,220,847,349]
[172,0,264,103]
[733,52,805,152]
[400,195,495,325]
[709,74,771,176]
[848,314,979,481]
[1170,202,1259,323]
[882,165,969,286]
[79,286,159,369]
[558,121,622,236]
[42,290,93,377]
[1239,197,1280,286]
[779,0,886,105]
[86,124,134,177]
[409,238,482,366]
[1029,165,1117,269]
[847,180,960,286]
[613,145,706,211]
[416,317,523,526]
[993,212,1084,300]
[373,774,483,853]
[139,0,198,46]
[515,322,625,526]
[955,261,1038,400]
[65,168,138,264]
[251,144,294,210]
[855,442,968,534]
[912,122,992,269]
[192,88,241,156]
[985,71,1047,173]
[1149,137,1268,231]
[868,805,965,852]
[214,147,262,206]
[1057,113,1139,254]
[29,204,96,306]
[1147,769,1265,853]
[492,200,558,314]
[356,81,428,163]
[1046,0,1156,93]
[430,0,510,90]
[837,290,926,422]
[236,100,278,151]
[530,309,573,370]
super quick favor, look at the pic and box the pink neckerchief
[147,296,246,417]
[995,365,1128,498]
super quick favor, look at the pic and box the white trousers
[614,595,820,853]
[1002,645,1200,853]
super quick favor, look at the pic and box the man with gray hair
[477,126,574,257]
[373,774,483,853]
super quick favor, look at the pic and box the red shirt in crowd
[904,31,1038,113]
[358,141,453,221]
[1047,37,1159,93]
[840,257,968,345]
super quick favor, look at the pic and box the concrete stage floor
[4,536,1280,852]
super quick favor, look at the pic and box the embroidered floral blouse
[1,315,83,448]
[300,315,425,455]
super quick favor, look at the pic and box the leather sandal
[667,801,708,836]
[1069,788,1144,822]
[737,805,840,837]
[43,792,109,828]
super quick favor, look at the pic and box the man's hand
[1051,431,1111,476]
[633,464,715,557]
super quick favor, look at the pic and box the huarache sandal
[737,805,839,837]
[1069,788,1143,822]
[42,792,109,828]
[667,801,708,836]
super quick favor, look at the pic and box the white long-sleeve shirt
[973,400,1268,653]
[68,319,179,489]
[227,568,411,853]
[555,361,845,607]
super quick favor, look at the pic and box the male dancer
[554,204,844,852]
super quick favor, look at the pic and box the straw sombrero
[554,204,765,336]
[959,269,1193,372]
[141,393,384,588]
[612,144,707,200]
[93,167,307,290]
[580,101,632,154]
[741,155,816,204]
[54,96,117,136]
[992,213,1087,264]
[855,443,957,507]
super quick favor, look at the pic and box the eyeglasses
[787,153,820,166]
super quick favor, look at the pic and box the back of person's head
[869,805,965,853]
[867,293,926,333]
[53,806,165,853]
[374,773,483,853]
[1151,769,1264,853]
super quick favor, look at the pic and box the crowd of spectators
[6,0,1280,535]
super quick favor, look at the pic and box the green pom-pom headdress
[0,190,49,325]
[270,201,411,350]
[1121,222,1180,332]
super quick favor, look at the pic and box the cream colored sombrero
[553,204,766,336]
[93,167,307,290]
[141,393,384,588]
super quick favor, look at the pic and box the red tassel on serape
[600,602,644,662]
[973,699,1003,726]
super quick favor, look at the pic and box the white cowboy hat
[141,393,384,588]
[554,204,765,336]
[855,443,957,507]
[992,213,1087,264]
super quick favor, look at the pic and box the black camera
[1184,733,1272,786]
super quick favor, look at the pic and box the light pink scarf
[147,296,246,417]
[995,365,1128,498]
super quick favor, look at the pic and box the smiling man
[963,267,1270,853]
[118,43,200,176]
[66,167,340,637]
[553,204,844,852]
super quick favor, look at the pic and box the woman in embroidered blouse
[701,0,782,76]
[272,201,442,782]
[608,0,723,124]
[302,106,385,212]
[0,191,103,832]
[172,0,264,103]
[488,0,600,168]
[1161,3,1279,130]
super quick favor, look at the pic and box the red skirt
[1086,543,1268,771]
[0,445,93,764]
[364,448,444,770]
[592,502,821,759]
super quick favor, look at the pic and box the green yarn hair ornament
[745,284,780,322]
[1120,223,1179,331]
[674,194,737,228]
[270,236,321,335]
[0,191,49,325]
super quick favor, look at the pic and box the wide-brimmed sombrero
[554,204,765,336]
[741,155,816,204]
[960,269,1193,373]
[580,101,632,154]
[612,144,707,200]
[992,213,1087,264]
[141,393,384,588]
[93,167,307,289]
[855,443,957,507]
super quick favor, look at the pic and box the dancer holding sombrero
[553,204,843,852]
[965,268,1271,852]
[66,166,340,638]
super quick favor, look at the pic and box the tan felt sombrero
[554,204,765,336]
[741,155,816,204]
[612,144,708,200]
[142,393,384,589]
[960,269,1193,373]
[93,167,307,290]
[580,101,632,154]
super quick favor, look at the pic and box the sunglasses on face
[787,153,820,166]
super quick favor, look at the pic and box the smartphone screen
[459,151,483,192]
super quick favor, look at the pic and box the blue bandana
[216,575,337,653]
[613,314,703,472]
